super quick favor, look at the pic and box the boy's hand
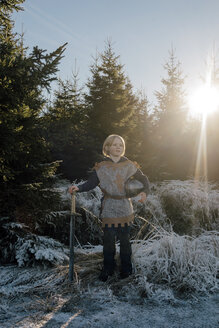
[138,192,147,203]
[68,185,79,194]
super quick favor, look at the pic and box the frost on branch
[15,235,69,267]
[0,218,68,267]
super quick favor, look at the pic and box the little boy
[69,134,149,281]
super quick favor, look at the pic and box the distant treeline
[43,44,219,184]
[1,0,219,221]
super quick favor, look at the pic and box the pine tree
[0,0,66,219]
[85,40,138,158]
[151,49,188,180]
[125,91,152,165]
[43,72,89,180]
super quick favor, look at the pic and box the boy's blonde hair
[102,134,126,157]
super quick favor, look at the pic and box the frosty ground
[1,179,219,327]
[0,246,218,328]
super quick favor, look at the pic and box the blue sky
[13,0,219,104]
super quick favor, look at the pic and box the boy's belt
[101,188,127,200]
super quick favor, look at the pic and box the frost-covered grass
[0,263,218,328]
[133,231,219,295]
[0,179,219,327]
[63,179,219,237]
[0,231,218,327]
[2,226,218,297]
[0,265,65,296]
[2,179,219,270]
[74,231,219,297]
[1,232,218,299]
[157,180,219,234]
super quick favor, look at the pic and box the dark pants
[103,224,132,274]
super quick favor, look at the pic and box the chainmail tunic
[95,160,138,227]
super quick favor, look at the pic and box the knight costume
[77,156,150,280]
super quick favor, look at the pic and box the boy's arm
[77,170,99,192]
[132,169,150,195]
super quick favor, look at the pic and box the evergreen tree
[43,72,89,180]
[85,40,138,159]
[0,0,66,219]
[125,91,152,166]
[151,49,189,180]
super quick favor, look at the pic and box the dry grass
[51,250,137,295]
[1,230,218,307]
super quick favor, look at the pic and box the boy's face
[108,137,124,157]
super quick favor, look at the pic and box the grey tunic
[95,160,138,227]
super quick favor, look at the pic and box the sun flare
[189,84,219,118]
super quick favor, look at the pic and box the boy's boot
[120,263,132,279]
[99,257,116,282]
[99,267,114,282]
[120,256,132,279]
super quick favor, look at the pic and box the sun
[188,84,219,118]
